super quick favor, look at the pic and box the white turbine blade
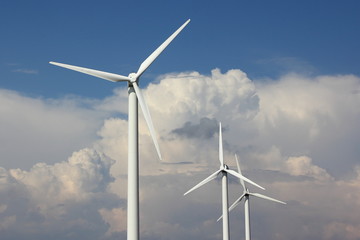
[217,193,246,222]
[229,193,247,212]
[225,169,265,190]
[249,193,286,204]
[235,154,245,190]
[132,81,162,161]
[49,61,131,82]
[184,170,221,196]
[135,19,191,78]
[219,122,224,166]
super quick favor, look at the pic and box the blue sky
[1,1,360,240]
[1,0,360,98]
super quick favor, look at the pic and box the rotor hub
[220,164,229,172]
[128,73,137,83]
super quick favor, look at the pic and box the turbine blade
[225,169,265,190]
[217,193,246,222]
[49,62,131,82]
[235,154,246,189]
[132,82,162,161]
[219,122,224,166]
[184,170,221,196]
[136,19,190,78]
[249,193,286,204]
[229,193,247,212]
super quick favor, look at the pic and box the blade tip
[49,61,61,66]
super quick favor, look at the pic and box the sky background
[1,1,360,240]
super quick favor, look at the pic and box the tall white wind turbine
[218,154,286,240]
[184,122,264,240]
[50,19,190,240]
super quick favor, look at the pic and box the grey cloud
[171,117,219,139]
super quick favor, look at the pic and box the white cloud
[1,69,360,240]
[143,69,258,134]
[285,156,332,181]
[253,73,360,175]
[0,148,120,239]
[0,89,107,169]
[9,148,114,203]
[99,207,127,235]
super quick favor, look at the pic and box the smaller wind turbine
[218,154,286,240]
[184,122,264,240]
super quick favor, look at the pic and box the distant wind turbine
[184,122,264,240]
[218,154,286,240]
[50,19,190,240]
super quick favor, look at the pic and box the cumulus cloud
[146,69,259,130]
[0,148,122,240]
[253,73,360,176]
[1,68,360,240]
[99,207,127,235]
[9,148,114,202]
[142,70,360,240]
[285,156,332,181]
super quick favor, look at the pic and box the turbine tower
[218,154,286,240]
[184,123,264,240]
[50,19,190,240]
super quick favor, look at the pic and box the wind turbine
[184,122,264,240]
[50,19,190,240]
[218,154,286,240]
